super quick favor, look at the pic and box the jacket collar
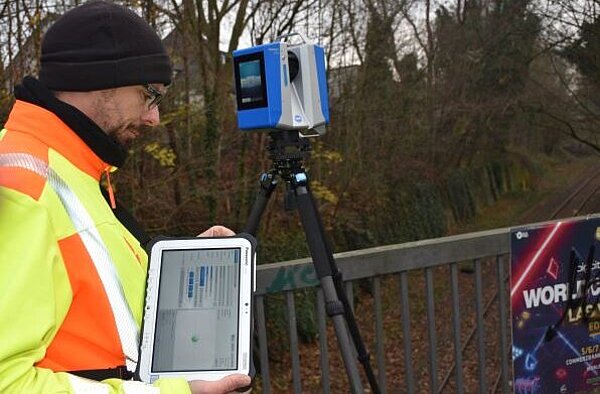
[12,76,128,170]
[5,99,115,181]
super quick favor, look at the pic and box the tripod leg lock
[325,300,345,317]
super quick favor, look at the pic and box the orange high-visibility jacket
[0,100,190,393]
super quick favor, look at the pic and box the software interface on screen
[239,59,264,106]
[152,248,241,372]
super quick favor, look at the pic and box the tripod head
[267,131,310,179]
[262,130,312,212]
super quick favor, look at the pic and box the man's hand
[189,374,251,394]
[197,225,235,237]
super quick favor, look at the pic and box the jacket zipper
[104,168,117,209]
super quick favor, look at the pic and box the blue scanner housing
[233,43,283,129]
[233,37,330,134]
[314,46,330,124]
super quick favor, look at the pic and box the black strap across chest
[69,365,135,381]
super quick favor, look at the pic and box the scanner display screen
[152,248,241,372]
[234,52,268,110]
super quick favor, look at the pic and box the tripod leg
[243,172,277,236]
[320,277,365,394]
[307,192,382,393]
[246,130,379,392]
[293,177,371,394]
[295,176,382,393]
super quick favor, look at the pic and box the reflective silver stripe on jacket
[0,152,139,371]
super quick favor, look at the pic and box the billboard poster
[511,216,600,393]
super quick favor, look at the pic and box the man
[0,1,250,393]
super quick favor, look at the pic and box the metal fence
[253,226,513,393]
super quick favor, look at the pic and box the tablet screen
[152,248,241,372]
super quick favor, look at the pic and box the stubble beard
[105,122,141,149]
[93,91,150,149]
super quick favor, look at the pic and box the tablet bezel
[138,236,254,383]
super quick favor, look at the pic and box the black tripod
[244,130,380,394]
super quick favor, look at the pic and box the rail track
[549,164,600,219]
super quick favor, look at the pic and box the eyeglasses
[143,84,163,110]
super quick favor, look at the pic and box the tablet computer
[138,235,256,383]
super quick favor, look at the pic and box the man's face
[91,84,165,148]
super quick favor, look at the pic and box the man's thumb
[190,374,251,394]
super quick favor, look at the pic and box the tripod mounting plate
[267,131,312,181]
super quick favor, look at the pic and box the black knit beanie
[39,0,171,91]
